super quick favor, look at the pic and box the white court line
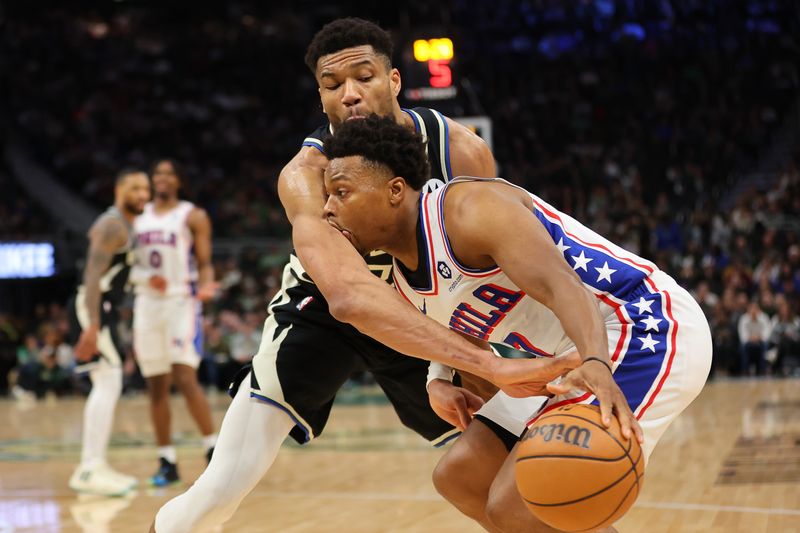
[252,490,800,516]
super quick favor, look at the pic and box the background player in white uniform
[68,168,150,496]
[132,159,218,486]
[321,116,713,532]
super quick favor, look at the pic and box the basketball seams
[585,472,640,531]
[516,454,629,463]
[519,405,645,521]
[521,460,638,507]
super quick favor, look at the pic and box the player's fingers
[614,402,634,440]
[546,368,583,395]
[463,390,485,413]
[594,386,614,427]
[632,417,645,444]
[454,395,471,429]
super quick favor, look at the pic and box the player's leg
[153,371,295,533]
[134,295,179,484]
[171,364,215,448]
[69,296,135,495]
[432,419,509,532]
[146,373,173,447]
[169,297,216,456]
[153,280,361,531]
[429,391,544,530]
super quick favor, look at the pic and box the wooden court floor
[0,379,798,533]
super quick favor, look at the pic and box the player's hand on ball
[546,360,644,444]
[427,379,485,430]
[494,351,581,398]
[74,325,99,361]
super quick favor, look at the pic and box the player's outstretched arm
[444,181,643,442]
[187,207,218,301]
[280,147,570,385]
[74,216,127,361]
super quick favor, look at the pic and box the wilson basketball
[515,404,645,532]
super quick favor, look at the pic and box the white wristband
[426,362,455,391]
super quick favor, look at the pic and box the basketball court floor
[0,378,798,532]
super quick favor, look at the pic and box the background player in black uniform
[151,18,575,532]
[68,168,150,496]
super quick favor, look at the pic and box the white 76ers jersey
[392,177,659,358]
[134,201,197,298]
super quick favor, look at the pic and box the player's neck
[384,198,421,271]
[113,202,136,224]
[153,196,180,212]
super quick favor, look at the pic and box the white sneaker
[69,464,135,496]
[96,464,138,489]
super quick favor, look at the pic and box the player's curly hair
[305,18,393,73]
[324,115,430,191]
[150,158,185,182]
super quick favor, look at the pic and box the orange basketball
[515,404,645,532]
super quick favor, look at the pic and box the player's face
[118,173,151,215]
[316,45,401,129]
[323,156,395,255]
[152,161,180,200]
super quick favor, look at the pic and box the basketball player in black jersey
[68,168,150,496]
[152,18,575,532]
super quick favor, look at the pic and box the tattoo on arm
[83,218,126,327]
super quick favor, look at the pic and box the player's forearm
[331,276,499,379]
[549,279,609,362]
[82,250,112,328]
[293,221,498,379]
[83,276,102,328]
[197,263,214,286]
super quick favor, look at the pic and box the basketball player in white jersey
[321,116,712,532]
[150,19,580,533]
[68,168,150,496]
[132,159,218,487]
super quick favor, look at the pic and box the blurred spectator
[15,325,74,398]
[0,314,22,396]
[738,301,771,376]
[769,296,800,376]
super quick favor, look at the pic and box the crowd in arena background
[1,1,799,398]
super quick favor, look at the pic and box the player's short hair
[305,17,393,73]
[324,115,430,191]
[115,167,146,185]
[150,158,184,181]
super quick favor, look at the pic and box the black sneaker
[147,457,180,487]
[205,446,214,464]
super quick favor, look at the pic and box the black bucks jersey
[295,107,455,287]
[68,206,135,367]
[85,206,135,308]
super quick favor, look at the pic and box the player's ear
[388,177,405,206]
[390,68,401,97]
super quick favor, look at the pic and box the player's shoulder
[90,209,129,244]
[444,179,524,217]
[281,144,328,179]
[185,201,209,221]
